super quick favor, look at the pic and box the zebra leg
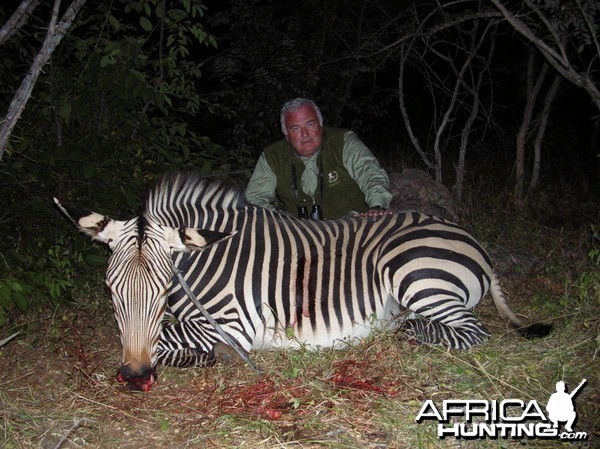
[156,346,216,368]
[156,320,217,368]
[399,310,491,349]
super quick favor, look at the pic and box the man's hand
[366,206,387,216]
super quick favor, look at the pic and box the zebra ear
[53,198,125,249]
[167,227,237,252]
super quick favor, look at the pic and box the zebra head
[53,198,234,391]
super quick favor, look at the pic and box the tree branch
[0,332,19,348]
[321,7,502,68]
[369,10,502,59]
[398,42,435,171]
[523,0,568,63]
[0,0,40,46]
[0,0,87,161]
[490,0,600,110]
[575,0,600,64]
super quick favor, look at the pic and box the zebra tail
[489,273,552,339]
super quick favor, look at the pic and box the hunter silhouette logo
[416,379,588,440]
[546,379,586,432]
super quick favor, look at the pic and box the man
[245,98,392,219]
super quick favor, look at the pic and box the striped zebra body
[158,209,492,358]
[55,173,550,389]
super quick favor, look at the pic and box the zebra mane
[142,172,247,227]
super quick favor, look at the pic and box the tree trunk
[398,42,435,172]
[514,49,548,206]
[430,20,486,185]
[454,44,492,201]
[528,74,561,195]
[0,0,87,161]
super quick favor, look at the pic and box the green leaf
[4,279,23,293]
[84,254,107,267]
[100,54,114,68]
[83,164,96,179]
[59,103,72,121]
[124,189,138,209]
[11,291,28,312]
[200,161,213,174]
[108,14,120,30]
[155,1,164,18]
[49,283,57,300]
[0,284,12,308]
[140,17,153,32]
[182,145,190,159]
[155,92,164,109]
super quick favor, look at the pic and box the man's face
[283,104,323,157]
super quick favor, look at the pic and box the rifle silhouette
[569,379,587,399]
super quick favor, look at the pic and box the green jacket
[245,128,392,219]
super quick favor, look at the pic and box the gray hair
[280,98,324,135]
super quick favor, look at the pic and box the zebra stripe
[146,175,534,361]
[57,172,551,382]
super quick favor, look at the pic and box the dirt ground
[1,222,599,448]
[0,304,433,448]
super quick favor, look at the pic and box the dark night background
[0,0,598,322]
[0,5,599,448]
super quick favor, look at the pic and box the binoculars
[298,205,323,220]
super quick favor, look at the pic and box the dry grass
[1,215,598,448]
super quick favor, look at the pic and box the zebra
[54,172,551,391]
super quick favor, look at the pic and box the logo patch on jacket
[327,170,339,184]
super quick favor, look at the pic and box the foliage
[0,0,599,329]
[0,235,100,326]
[531,0,599,55]
[50,0,228,180]
[0,0,256,325]
[201,0,322,151]
[200,0,403,154]
[0,0,252,207]
[572,225,600,304]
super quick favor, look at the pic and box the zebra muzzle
[116,365,157,392]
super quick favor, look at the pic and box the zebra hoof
[397,318,489,349]
[397,319,439,346]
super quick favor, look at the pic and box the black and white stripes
[57,172,551,378]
